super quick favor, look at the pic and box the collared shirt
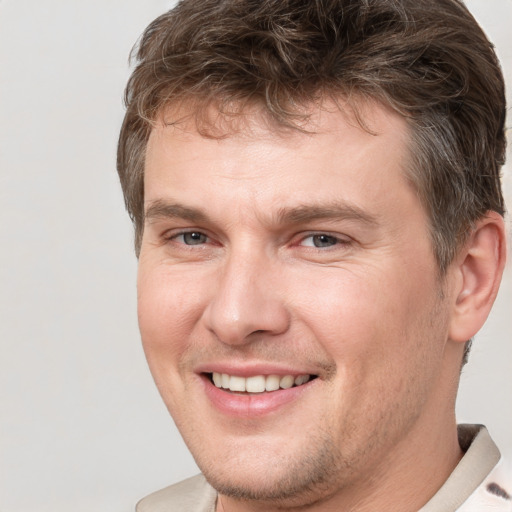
[420,425,511,511]
[136,425,512,512]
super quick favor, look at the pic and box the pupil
[314,235,335,247]
[185,232,205,245]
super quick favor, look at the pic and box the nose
[201,248,290,346]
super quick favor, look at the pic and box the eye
[300,234,345,248]
[173,231,209,245]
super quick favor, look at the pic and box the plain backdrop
[0,1,510,511]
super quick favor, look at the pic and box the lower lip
[201,376,315,417]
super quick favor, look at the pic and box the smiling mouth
[206,372,317,393]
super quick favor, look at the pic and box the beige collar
[419,424,501,511]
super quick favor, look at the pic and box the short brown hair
[117,0,506,272]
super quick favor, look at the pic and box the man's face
[138,102,456,507]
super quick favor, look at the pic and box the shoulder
[136,474,217,512]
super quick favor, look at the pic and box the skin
[137,101,506,511]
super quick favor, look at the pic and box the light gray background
[0,1,510,511]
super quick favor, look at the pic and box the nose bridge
[203,241,289,345]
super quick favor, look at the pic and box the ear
[448,212,507,343]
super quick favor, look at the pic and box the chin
[192,434,345,506]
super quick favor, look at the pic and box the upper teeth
[211,373,311,393]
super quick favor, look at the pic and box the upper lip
[194,362,319,378]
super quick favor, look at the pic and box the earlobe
[449,212,507,343]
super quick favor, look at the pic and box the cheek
[137,265,206,374]
[295,269,400,338]
[291,266,445,447]
[291,264,439,378]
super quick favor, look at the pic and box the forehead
[142,99,424,239]
[145,98,413,202]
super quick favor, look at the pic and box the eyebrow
[145,200,208,224]
[144,199,379,227]
[274,203,379,227]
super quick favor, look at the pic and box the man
[117,0,510,510]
